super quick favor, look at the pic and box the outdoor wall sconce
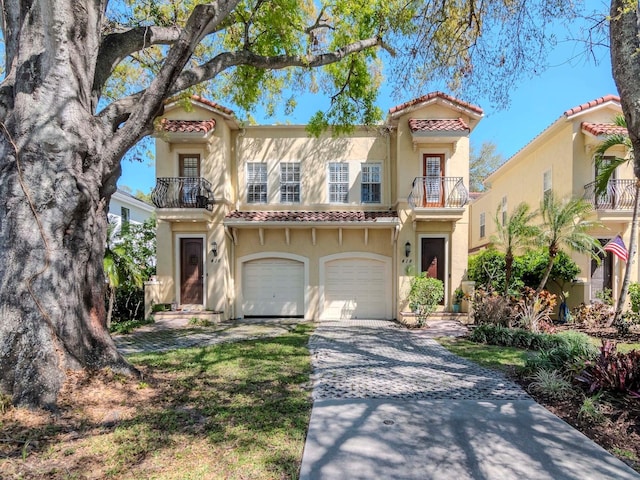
[405,241,411,258]
[211,241,218,257]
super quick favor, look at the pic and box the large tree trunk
[610,2,640,327]
[0,1,136,409]
[611,3,640,180]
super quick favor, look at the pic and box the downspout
[224,226,236,319]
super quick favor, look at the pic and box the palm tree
[104,225,144,328]
[594,114,638,324]
[491,202,540,295]
[536,193,603,294]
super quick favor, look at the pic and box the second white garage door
[322,257,391,320]
[242,258,304,317]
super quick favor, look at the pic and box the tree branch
[171,36,383,93]
[102,0,241,173]
[93,25,182,99]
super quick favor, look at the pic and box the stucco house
[149,92,482,320]
[469,94,634,308]
[108,188,155,236]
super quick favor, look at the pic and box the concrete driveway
[299,320,640,480]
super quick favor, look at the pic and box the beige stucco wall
[468,102,637,309]
[153,96,475,319]
[233,126,390,208]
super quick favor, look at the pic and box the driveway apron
[299,320,640,480]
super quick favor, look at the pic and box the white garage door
[242,258,304,317]
[323,257,390,319]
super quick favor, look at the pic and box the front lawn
[0,323,314,479]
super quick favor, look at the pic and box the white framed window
[247,163,267,203]
[280,163,301,203]
[479,212,486,239]
[361,163,381,203]
[120,206,130,234]
[501,196,507,225]
[329,163,349,203]
[543,169,552,200]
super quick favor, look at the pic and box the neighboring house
[151,93,482,320]
[469,94,634,307]
[108,189,155,236]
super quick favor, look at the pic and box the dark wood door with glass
[179,154,201,207]
[180,238,204,305]
[422,154,445,207]
[421,237,445,304]
[591,239,613,302]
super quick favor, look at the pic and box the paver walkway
[112,317,302,355]
[300,320,640,480]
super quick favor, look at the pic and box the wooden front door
[180,238,204,305]
[591,239,613,301]
[421,237,445,304]
[422,154,445,207]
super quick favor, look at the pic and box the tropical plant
[471,288,513,326]
[629,283,640,313]
[578,341,640,395]
[453,288,465,304]
[513,288,556,333]
[527,369,575,400]
[491,202,540,295]
[407,274,444,327]
[535,193,603,293]
[594,114,637,324]
[104,226,144,328]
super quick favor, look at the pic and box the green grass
[1,323,315,480]
[437,337,530,373]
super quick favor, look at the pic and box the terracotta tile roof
[225,211,398,223]
[581,122,627,137]
[190,95,235,116]
[164,95,235,116]
[160,118,217,133]
[389,91,483,116]
[408,118,469,133]
[563,94,621,117]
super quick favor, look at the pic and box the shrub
[570,302,614,327]
[524,331,597,375]
[408,274,444,326]
[595,288,614,306]
[469,324,564,350]
[528,369,575,400]
[578,341,640,394]
[629,283,640,313]
[472,288,513,326]
[513,288,556,333]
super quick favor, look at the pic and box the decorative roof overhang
[408,118,470,146]
[223,210,399,228]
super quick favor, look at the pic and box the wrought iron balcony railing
[152,177,215,210]
[583,179,635,210]
[408,176,469,209]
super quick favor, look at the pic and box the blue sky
[119,7,618,194]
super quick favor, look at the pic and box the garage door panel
[243,259,304,317]
[323,257,390,320]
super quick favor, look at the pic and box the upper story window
[501,196,507,225]
[595,155,616,181]
[543,169,552,200]
[121,207,130,234]
[247,163,267,203]
[179,154,200,177]
[361,164,381,203]
[280,163,301,203]
[479,212,486,239]
[329,163,349,203]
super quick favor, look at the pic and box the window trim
[246,162,268,204]
[479,212,486,239]
[279,162,301,203]
[361,163,382,204]
[328,162,349,204]
[543,169,552,199]
[179,154,201,178]
[501,196,507,226]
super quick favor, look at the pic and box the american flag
[604,235,629,262]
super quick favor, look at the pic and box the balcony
[408,176,468,221]
[152,177,215,210]
[584,179,635,211]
